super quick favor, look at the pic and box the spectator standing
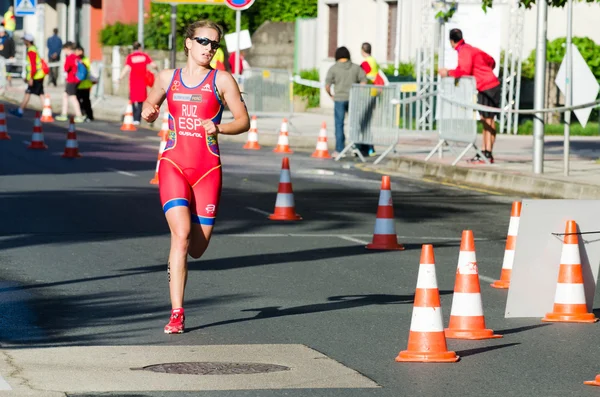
[119,42,157,125]
[9,34,46,118]
[75,45,94,122]
[3,6,15,38]
[325,46,367,157]
[47,28,63,87]
[358,42,384,157]
[438,28,501,163]
[55,41,85,123]
[228,50,246,75]
[0,26,16,85]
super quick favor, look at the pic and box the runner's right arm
[142,69,174,123]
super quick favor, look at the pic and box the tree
[482,0,600,10]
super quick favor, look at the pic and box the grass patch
[475,120,600,136]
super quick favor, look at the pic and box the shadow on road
[190,291,454,332]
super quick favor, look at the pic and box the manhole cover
[131,362,290,375]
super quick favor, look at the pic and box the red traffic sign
[225,0,254,10]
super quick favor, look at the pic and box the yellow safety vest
[78,57,93,89]
[26,45,45,80]
[210,47,224,69]
[364,56,379,82]
[3,11,15,32]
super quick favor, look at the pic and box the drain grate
[132,362,290,375]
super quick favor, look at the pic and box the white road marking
[142,145,161,151]
[246,207,271,216]
[338,235,370,245]
[0,375,11,390]
[214,233,490,241]
[107,168,137,177]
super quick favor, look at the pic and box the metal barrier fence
[338,82,420,164]
[425,77,485,165]
[241,68,293,118]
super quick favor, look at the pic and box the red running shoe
[164,308,185,334]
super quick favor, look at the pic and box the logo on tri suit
[170,80,181,92]
[205,204,216,214]
[165,130,176,150]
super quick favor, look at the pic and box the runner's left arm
[211,71,250,136]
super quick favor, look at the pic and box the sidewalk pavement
[2,80,599,199]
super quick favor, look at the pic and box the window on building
[387,1,398,62]
[328,4,338,58]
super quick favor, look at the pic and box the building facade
[4,0,151,62]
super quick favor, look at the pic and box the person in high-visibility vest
[3,6,16,38]
[358,42,384,157]
[9,34,47,118]
[210,46,226,71]
[75,45,94,122]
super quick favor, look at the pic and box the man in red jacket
[439,29,501,163]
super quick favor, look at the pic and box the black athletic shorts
[477,84,501,119]
[66,82,78,96]
[25,78,44,96]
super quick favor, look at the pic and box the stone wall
[245,21,295,70]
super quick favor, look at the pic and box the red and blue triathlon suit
[159,69,224,225]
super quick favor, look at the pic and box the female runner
[142,20,250,333]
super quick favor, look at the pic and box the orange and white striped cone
[28,112,48,150]
[273,118,293,153]
[269,157,302,221]
[366,176,404,250]
[542,220,598,323]
[445,230,502,340]
[157,112,169,137]
[491,201,522,289]
[311,121,331,159]
[0,104,10,140]
[121,101,137,131]
[585,374,600,386]
[40,94,54,122]
[396,244,459,363]
[150,128,168,184]
[243,115,261,150]
[61,117,82,158]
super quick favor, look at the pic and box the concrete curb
[375,157,600,199]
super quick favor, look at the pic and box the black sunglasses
[192,37,220,51]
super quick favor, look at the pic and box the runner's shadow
[455,343,520,358]
[189,291,454,332]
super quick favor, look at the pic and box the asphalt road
[0,109,599,397]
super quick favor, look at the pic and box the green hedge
[100,0,318,49]
[293,68,320,108]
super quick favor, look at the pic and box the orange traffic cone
[28,112,47,150]
[491,201,522,289]
[396,244,459,363]
[150,128,168,184]
[121,101,137,131]
[61,117,82,158]
[542,220,598,323]
[0,104,10,140]
[585,374,600,386]
[445,230,502,340]
[366,176,404,250]
[40,95,54,122]
[273,118,293,153]
[157,112,169,137]
[243,115,261,150]
[269,157,302,221]
[311,122,331,159]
